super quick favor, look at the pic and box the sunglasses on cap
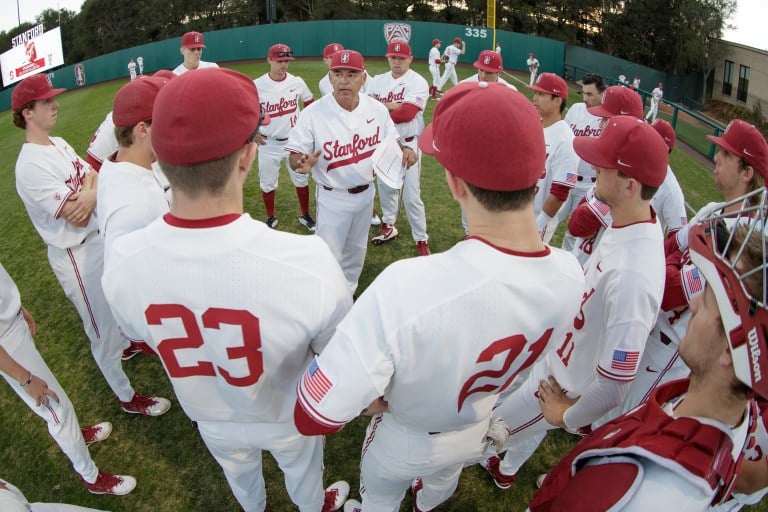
[246,112,267,144]
[271,50,293,59]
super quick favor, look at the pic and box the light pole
[17,0,21,26]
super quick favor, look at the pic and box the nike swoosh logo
[366,118,375,124]
[617,159,631,168]
[646,366,658,373]
[596,261,603,272]
[620,110,631,115]
[744,148,754,157]
[289,88,297,93]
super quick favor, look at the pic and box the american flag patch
[303,360,333,403]
[681,216,688,226]
[566,172,578,184]
[684,267,703,295]
[610,350,639,372]
[592,198,611,216]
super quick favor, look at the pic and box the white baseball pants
[315,184,374,293]
[358,413,489,511]
[645,101,659,122]
[48,236,134,401]
[377,152,428,242]
[196,419,325,512]
[0,314,99,483]
[437,63,458,90]
[0,481,108,512]
[428,65,440,87]
[529,71,538,86]
[257,141,309,192]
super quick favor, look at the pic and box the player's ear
[238,143,258,177]
[444,169,466,200]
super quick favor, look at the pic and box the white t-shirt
[564,102,602,183]
[298,238,585,432]
[460,74,518,90]
[102,213,352,423]
[15,138,98,250]
[534,120,578,214]
[285,93,397,189]
[254,72,313,140]
[173,61,219,75]
[367,69,428,141]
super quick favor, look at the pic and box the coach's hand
[538,376,577,429]
[402,148,417,169]
[290,150,321,174]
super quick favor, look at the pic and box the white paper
[372,134,404,189]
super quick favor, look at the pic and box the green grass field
[0,58,760,511]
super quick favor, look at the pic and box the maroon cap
[152,70,176,80]
[152,68,270,166]
[181,32,206,49]
[419,81,546,191]
[573,116,668,187]
[323,43,344,59]
[113,77,167,127]
[473,50,502,73]
[651,119,676,153]
[11,73,65,110]
[454,37,462,44]
[432,39,441,45]
[588,86,643,119]
[268,43,295,61]
[386,40,411,58]
[527,73,568,100]
[329,50,365,71]
[707,119,768,179]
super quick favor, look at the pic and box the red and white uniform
[646,86,663,122]
[127,61,136,81]
[428,46,441,87]
[253,72,314,192]
[438,45,462,89]
[15,138,136,402]
[102,213,351,512]
[172,60,218,75]
[368,69,429,242]
[0,264,99,485]
[295,238,584,511]
[527,56,540,85]
[0,479,107,512]
[460,74,518,90]
[286,93,397,291]
[494,215,665,476]
[535,120,578,241]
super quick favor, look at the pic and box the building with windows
[712,41,767,116]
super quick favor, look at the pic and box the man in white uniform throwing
[437,37,465,94]
[294,82,585,512]
[102,67,351,512]
[173,31,218,75]
[645,82,664,123]
[527,52,540,86]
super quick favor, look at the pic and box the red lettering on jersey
[666,308,686,326]
[578,235,595,256]
[145,304,264,387]
[371,88,406,104]
[457,328,554,412]
[573,288,596,331]
[261,96,300,118]
[322,127,382,171]
[64,159,86,192]
[555,331,575,367]
[569,124,602,138]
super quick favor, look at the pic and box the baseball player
[11,73,171,417]
[319,43,344,97]
[253,44,316,231]
[295,82,585,512]
[173,31,218,75]
[427,39,441,100]
[527,52,540,86]
[531,189,768,511]
[646,82,664,122]
[0,262,134,496]
[368,40,430,256]
[286,50,405,292]
[557,74,605,251]
[102,67,352,512]
[127,58,137,81]
[527,73,579,243]
[137,55,144,74]
[436,37,465,94]
[495,43,501,54]
[632,75,641,90]
[0,479,111,511]
[483,116,668,489]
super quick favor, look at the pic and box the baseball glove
[441,55,449,63]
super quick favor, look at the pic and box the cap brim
[706,134,739,155]
[419,124,436,155]
[527,84,552,95]
[573,136,615,169]
[385,53,410,58]
[184,44,206,49]
[587,105,612,118]
[474,63,499,73]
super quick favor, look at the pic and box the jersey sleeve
[308,242,354,355]
[549,137,579,190]
[284,108,316,155]
[16,159,77,220]
[655,171,687,235]
[297,77,314,104]
[403,77,428,111]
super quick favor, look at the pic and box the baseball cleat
[372,224,399,245]
[322,480,350,512]
[121,341,144,361]
[343,499,362,512]
[411,477,424,512]
[483,455,517,490]
[119,393,171,416]
[82,471,136,496]
[82,421,113,446]
[299,213,316,232]
[416,241,430,256]
[266,216,279,229]
[371,213,382,226]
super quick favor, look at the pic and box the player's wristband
[19,371,32,388]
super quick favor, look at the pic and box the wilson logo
[749,327,762,383]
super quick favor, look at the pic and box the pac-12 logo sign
[384,22,411,43]
[74,64,86,86]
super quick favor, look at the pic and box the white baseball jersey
[443,44,462,65]
[136,56,143,70]
[15,138,98,250]
[297,237,584,433]
[86,112,117,170]
[319,71,370,97]
[96,159,170,260]
[285,94,397,189]
[564,103,602,182]
[534,120,578,214]
[102,213,351,423]
[0,264,21,341]
[428,47,441,66]
[367,69,428,140]
[527,57,540,71]
[651,87,663,104]
[460,74,518,90]
[651,166,687,234]
[128,61,136,79]
[254,72,313,140]
[632,77,641,89]
[550,217,665,393]
[172,61,218,75]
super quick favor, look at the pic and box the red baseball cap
[268,43,295,61]
[419,81,546,191]
[152,68,270,166]
[329,50,365,71]
[454,37,462,44]
[588,86,643,119]
[573,116,668,187]
[323,43,344,58]
[152,69,176,80]
[112,77,167,127]
[432,38,441,45]
[651,119,676,153]
[527,72,568,100]
[386,40,411,58]
[11,73,65,110]
[707,119,768,179]
[181,31,206,49]
[473,50,502,73]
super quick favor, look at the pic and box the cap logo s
[395,43,401,52]
[483,55,491,65]
[341,52,350,63]
[195,35,201,43]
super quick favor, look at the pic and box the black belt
[273,137,288,142]
[322,184,370,194]
[403,136,416,142]
[577,176,597,182]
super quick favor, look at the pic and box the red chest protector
[531,379,756,511]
